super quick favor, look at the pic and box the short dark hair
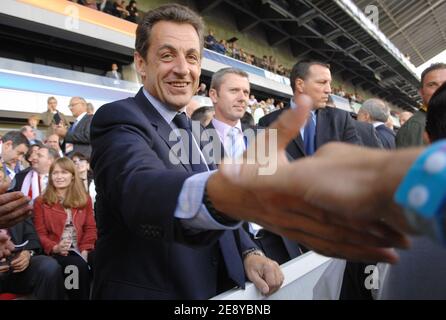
[24,142,43,164]
[420,63,446,88]
[210,68,249,92]
[426,82,446,142]
[1,131,30,149]
[135,4,204,60]
[47,96,56,103]
[289,60,330,93]
[71,152,90,163]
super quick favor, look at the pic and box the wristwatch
[27,250,36,257]
[242,248,265,260]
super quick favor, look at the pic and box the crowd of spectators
[204,30,292,77]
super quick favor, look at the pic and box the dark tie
[172,112,207,172]
[219,232,245,288]
[303,113,316,155]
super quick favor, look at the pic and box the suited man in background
[259,60,360,159]
[206,67,302,265]
[90,4,283,300]
[357,98,395,149]
[105,63,123,82]
[0,217,65,299]
[352,120,383,148]
[54,97,93,157]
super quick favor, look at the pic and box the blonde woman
[34,157,96,300]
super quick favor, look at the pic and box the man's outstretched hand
[209,95,420,263]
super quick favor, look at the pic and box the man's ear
[295,78,305,94]
[134,51,147,77]
[209,88,218,104]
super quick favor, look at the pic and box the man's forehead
[151,21,201,50]
[307,65,331,78]
[424,68,446,84]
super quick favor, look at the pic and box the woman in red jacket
[34,157,97,300]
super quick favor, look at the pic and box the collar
[372,121,385,128]
[211,117,242,142]
[142,87,187,128]
[75,112,87,122]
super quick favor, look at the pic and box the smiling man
[90,4,284,300]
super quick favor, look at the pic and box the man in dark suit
[357,98,395,149]
[54,97,93,157]
[259,60,360,158]
[90,4,283,300]
[206,67,302,265]
[352,120,383,148]
[0,218,65,299]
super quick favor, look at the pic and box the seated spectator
[20,126,40,145]
[1,131,29,180]
[87,103,95,115]
[215,39,227,55]
[78,0,98,10]
[191,106,215,127]
[125,0,139,23]
[27,115,45,142]
[196,83,208,96]
[0,217,65,299]
[98,0,114,14]
[33,157,97,300]
[14,145,58,203]
[248,94,258,107]
[112,0,129,18]
[204,29,218,51]
[71,152,93,193]
[241,111,255,127]
[45,134,64,158]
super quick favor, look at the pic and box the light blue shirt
[142,88,241,231]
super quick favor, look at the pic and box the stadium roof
[353,0,446,68]
[194,0,422,110]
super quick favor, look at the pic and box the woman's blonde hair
[42,157,88,208]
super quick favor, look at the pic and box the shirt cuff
[175,170,242,231]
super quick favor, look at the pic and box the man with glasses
[54,97,93,157]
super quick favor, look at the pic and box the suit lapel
[134,90,192,172]
[315,109,327,150]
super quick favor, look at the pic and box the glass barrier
[0,57,140,92]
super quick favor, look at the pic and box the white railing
[211,252,346,300]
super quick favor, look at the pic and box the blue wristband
[394,140,446,245]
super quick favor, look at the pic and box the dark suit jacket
[353,121,383,148]
[64,114,93,157]
[375,124,396,150]
[12,167,31,192]
[8,217,42,254]
[90,89,257,299]
[259,106,360,159]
